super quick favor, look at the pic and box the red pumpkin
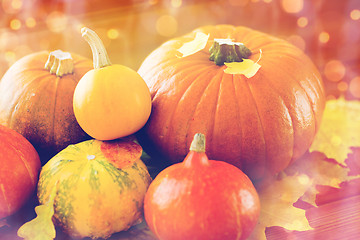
[0,50,92,162]
[144,133,260,240]
[138,24,326,180]
[0,124,41,219]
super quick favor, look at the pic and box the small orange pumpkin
[138,25,326,180]
[0,50,92,162]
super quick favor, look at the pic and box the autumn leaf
[223,49,262,78]
[177,32,209,57]
[17,185,57,240]
[284,151,349,206]
[249,175,312,240]
[310,97,360,165]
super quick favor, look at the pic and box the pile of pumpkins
[0,25,325,240]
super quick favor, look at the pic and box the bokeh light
[324,60,346,82]
[107,29,119,39]
[297,17,308,28]
[10,19,21,30]
[287,35,306,51]
[171,0,182,8]
[25,17,36,28]
[349,76,360,98]
[46,11,68,33]
[156,15,178,37]
[319,31,330,44]
[350,9,360,20]
[2,0,22,14]
[281,0,304,14]
[337,81,348,92]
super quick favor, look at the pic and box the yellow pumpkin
[37,138,151,239]
[73,28,152,140]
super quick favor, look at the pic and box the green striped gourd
[37,138,151,239]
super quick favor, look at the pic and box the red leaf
[344,147,360,176]
[315,178,360,206]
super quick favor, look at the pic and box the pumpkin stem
[190,133,206,153]
[44,50,74,77]
[81,27,111,69]
[209,39,251,66]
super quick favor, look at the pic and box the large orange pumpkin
[138,25,326,180]
[0,50,92,162]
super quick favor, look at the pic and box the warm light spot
[46,11,68,33]
[2,0,21,14]
[5,51,16,64]
[171,0,182,8]
[229,0,250,6]
[326,95,336,101]
[281,0,304,13]
[156,15,178,37]
[287,35,306,51]
[337,81,348,92]
[350,9,360,20]
[349,76,360,98]
[297,17,308,28]
[107,28,119,39]
[319,31,330,43]
[10,19,21,30]
[297,174,310,185]
[148,0,158,5]
[25,17,36,28]
[324,60,346,82]
[11,0,22,10]
[87,155,95,160]
[263,0,272,3]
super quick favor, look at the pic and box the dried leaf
[223,49,261,78]
[17,186,57,240]
[310,97,360,165]
[284,151,349,206]
[249,175,312,240]
[177,32,209,57]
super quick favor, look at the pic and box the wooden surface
[1,0,360,239]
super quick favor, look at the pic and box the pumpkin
[73,28,152,140]
[0,50,92,162]
[144,133,260,240]
[37,138,152,239]
[137,24,326,180]
[0,124,41,219]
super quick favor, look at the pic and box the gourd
[0,124,41,219]
[73,28,152,140]
[37,138,152,239]
[137,24,326,180]
[144,133,260,240]
[0,50,92,162]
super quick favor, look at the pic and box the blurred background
[0,0,359,100]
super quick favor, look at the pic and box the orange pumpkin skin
[0,51,92,161]
[144,134,260,240]
[138,25,326,180]
[0,124,41,219]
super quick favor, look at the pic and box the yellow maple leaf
[249,175,312,240]
[223,49,262,78]
[17,185,57,240]
[310,97,360,165]
[284,152,349,206]
[177,32,209,57]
